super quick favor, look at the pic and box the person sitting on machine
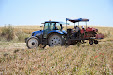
[81,26,85,34]
[74,26,80,38]
[82,26,85,30]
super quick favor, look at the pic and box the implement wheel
[89,40,93,45]
[94,40,98,44]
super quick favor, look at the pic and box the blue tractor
[25,21,67,49]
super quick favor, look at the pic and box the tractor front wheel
[48,34,65,46]
[26,37,39,49]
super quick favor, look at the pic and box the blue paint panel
[48,30,67,35]
[32,30,43,36]
[62,30,67,34]
[32,30,67,37]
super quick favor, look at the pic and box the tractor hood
[31,30,67,37]
[31,30,43,36]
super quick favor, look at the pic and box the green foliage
[1,25,14,41]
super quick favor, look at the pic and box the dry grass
[0,25,31,42]
[13,26,41,34]
[14,25,113,42]
[0,25,113,75]
[0,43,113,75]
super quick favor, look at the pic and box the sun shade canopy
[66,18,89,23]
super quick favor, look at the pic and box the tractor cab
[43,21,63,38]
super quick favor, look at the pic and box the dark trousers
[74,30,80,38]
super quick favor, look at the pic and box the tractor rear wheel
[26,37,39,49]
[48,34,65,46]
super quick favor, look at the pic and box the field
[0,25,113,75]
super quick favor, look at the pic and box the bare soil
[0,42,27,56]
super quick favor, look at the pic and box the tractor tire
[25,37,29,43]
[26,37,39,49]
[89,40,93,45]
[94,40,98,44]
[48,33,65,46]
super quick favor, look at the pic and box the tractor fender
[31,30,43,43]
[26,36,39,41]
[32,30,43,37]
[48,30,65,35]
[47,32,63,39]
[47,30,65,39]
[26,36,40,44]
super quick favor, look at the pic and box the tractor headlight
[32,32,35,36]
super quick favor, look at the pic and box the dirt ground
[0,40,110,57]
[0,42,27,56]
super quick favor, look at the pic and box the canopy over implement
[66,18,89,23]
